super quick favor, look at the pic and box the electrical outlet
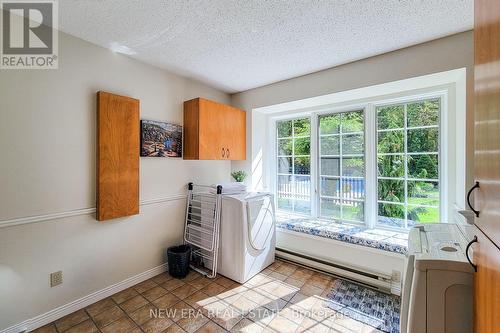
[50,271,63,287]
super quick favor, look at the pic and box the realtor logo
[1,0,58,69]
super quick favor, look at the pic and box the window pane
[294,175,310,192]
[321,157,340,176]
[277,175,293,193]
[377,105,404,129]
[320,177,340,197]
[343,134,364,155]
[342,178,365,199]
[378,155,404,178]
[294,199,311,214]
[277,120,292,138]
[277,196,292,211]
[341,111,364,133]
[294,157,310,175]
[343,200,364,221]
[378,202,405,228]
[320,198,341,219]
[294,137,310,155]
[407,205,439,225]
[278,157,292,174]
[343,157,364,177]
[278,139,292,156]
[408,181,439,206]
[293,118,310,136]
[319,114,340,135]
[407,128,438,152]
[378,179,405,203]
[408,154,438,179]
[407,99,439,127]
[378,130,404,153]
[320,136,339,155]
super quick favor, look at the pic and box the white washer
[401,223,474,333]
[217,192,276,283]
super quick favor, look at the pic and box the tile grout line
[130,280,166,333]
[82,307,102,333]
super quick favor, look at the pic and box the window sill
[275,213,408,255]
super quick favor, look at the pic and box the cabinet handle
[227,148,230,158]
[222,148,225,158]
[465,235,478,272]
[467,181,480,217]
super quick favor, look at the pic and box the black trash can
[167,245,191,279]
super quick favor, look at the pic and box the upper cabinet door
[183,98,246,160]
[224,105,246,160]
[199,99,224,160]
[474,0,500,245]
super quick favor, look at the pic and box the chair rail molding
[0,194,187,229]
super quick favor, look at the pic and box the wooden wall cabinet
[473,229,500,333]
[96,91,140,221]
[473,0,500,331]
[183,98,246,160]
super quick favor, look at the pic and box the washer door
[246,195,275,251]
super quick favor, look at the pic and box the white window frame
[270,90,448,231]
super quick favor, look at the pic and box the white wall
[231,31,474,199]
[0,31,230,330]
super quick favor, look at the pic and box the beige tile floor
[32,259,381,333]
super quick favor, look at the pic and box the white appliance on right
[401,223,474,333]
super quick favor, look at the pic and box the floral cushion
[276,217,408,255]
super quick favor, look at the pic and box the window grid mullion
[320,175,364,180]
[317,117,322,217]
[321,195,364,202]
[339,116,344,220]
[377,124,438,133]
[378,176,439,182]
[366,104,376,229]
[403,103,409,229]
[291,120,296,212]
[320,131,364,137]
[311,115,318,219]
[378,152,438,156]
[321,154,363,158]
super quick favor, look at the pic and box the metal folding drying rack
[183,182,222,278]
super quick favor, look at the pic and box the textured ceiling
[59,1,473,93]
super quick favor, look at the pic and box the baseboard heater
[276,247,399,294]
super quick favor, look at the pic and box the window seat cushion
[276,217,408,255]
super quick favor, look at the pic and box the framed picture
[140,120,182,157]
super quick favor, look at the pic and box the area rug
[325,279,401,333]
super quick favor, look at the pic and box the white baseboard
[1,263,168,333]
